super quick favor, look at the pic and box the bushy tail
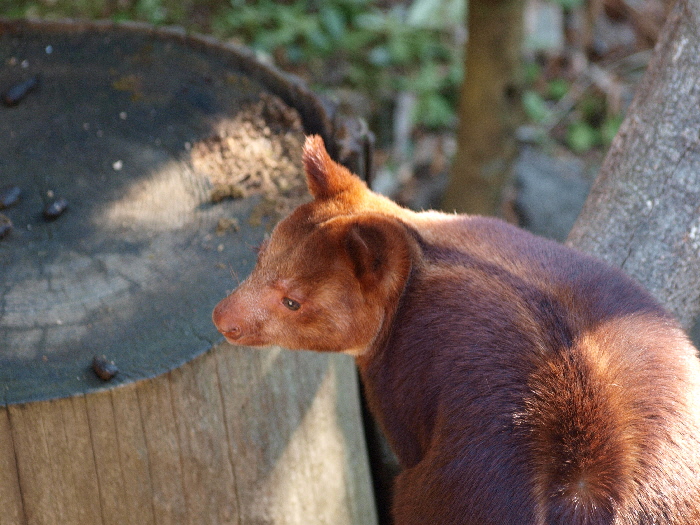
[521,346,641,524]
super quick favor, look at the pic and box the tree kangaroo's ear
[340,214,415,297]
[302,135,366,200]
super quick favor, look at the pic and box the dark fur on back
[358,217,700,524]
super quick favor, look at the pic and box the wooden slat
[319,356,378,525]
[85,390,130,525]
[9,402,67,525]
[169,349,238,524]
[8,399,102,525]
[135,373,188,525]
[215,343,377,525]
[110,385,156,525]
[0,407,25,525]
[55,396,103,525]
[3,347,376,525]
[216,345,303,523]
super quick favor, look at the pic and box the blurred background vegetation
[0,0,670,223]
[0,0,465,134]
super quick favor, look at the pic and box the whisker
[251,238,269,255]
[228,265,241,285]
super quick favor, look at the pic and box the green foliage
[0,0,462,130]
[212,0,462,129]
[522,90,551,123]
[0,1,28,18]
[601,114,623,145]
[547,78,569,101]
[547,0,584,10]
[135,0,168,24]
[522,66,622,153]
[524,62,542,85]
[566,121,598,153]
[0,0,186,24]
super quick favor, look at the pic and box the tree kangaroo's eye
[282,297,301,311]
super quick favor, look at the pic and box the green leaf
[355,12,385,31]
[368,46,392,67]
[579,93,606,122]
[566,121,599,153]
[547,78,569,101]
[524,63,541,85]
[415,93,455,129]
[307,28,332,53]
[522,90,551,123]
[549,0,584,9]
[320,6,346,41]
[407,0,465,29]
[601,114,624,145]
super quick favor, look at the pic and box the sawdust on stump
[191,93,310,221]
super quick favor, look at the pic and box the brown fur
[212,135,700,524]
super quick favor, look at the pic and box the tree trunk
[442,0,524,215]
[567,0,700,332]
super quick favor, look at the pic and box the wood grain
[1,344,376,524]
[0,407,24,525]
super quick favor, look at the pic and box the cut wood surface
[567,0,700,332]
[0,20,376,525]
[0,19,322,403]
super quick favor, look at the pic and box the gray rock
[513,146,597,241]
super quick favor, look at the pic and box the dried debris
[43,197,68,221]
[0,186,21,209]
[0,213,12,239]
[215,217,240,235]
[191,93,310,220]
[2,75,40,107]
[92,355,118,381]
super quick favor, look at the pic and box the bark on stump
[0,20,376,525]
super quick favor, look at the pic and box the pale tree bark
[567,0,700,332]
[442,0,525,215]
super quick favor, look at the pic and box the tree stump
[0,20,376,525]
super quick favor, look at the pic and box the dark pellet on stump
[43,197,68,221]
[92,355,118,381]
[2,75,40,107]
[0,186,21,209]
[0,214,12,239]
